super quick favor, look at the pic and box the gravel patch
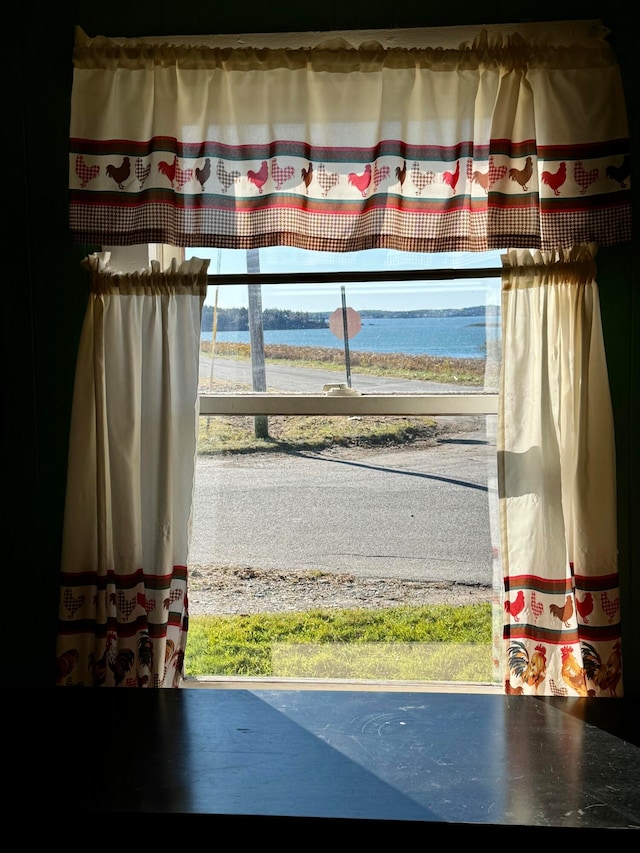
[188,564,493,615]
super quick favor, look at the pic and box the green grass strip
[186,603,493,682]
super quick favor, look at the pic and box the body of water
[202,315,500,359]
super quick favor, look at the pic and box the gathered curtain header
[81,252,210,296]
[69,24,632,252]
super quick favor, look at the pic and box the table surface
[17,688,640,833]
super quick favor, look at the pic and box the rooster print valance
[69,25,632,252]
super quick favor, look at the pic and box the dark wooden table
[16,688,640,835]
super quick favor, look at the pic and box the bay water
[202,315,501,359]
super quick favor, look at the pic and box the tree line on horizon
[201,304,498,332]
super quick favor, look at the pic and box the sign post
[329,287,361,388]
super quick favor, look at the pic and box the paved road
[190,427,498,587]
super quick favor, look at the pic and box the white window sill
[199,393,498,416]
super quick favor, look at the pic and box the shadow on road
[289,449,490,493]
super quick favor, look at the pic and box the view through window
[185,247,503,688]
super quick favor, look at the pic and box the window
[186,246,503,688]
[63,22,629,694]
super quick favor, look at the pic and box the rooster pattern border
[70,146,631,249]
[73,151,631,200]
[503,582,623,697]
[56,568,188,688]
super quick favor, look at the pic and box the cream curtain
[68,23,631,252]
[55,254,208,687]
[499,245,623,697]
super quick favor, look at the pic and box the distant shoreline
[202,304,500,333]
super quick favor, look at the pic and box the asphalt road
[190,427,498,587]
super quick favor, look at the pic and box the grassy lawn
[198,411,441,454]
[186,603,494,682]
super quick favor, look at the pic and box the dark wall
[12,1,637,694]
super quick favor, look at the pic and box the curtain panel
[499,244,623,697]
[69,24,631,253]
[55,254,208,687]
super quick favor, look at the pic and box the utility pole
[247,249,269,439]
[208,285,219,393]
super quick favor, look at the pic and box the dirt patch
[188,565,493,616]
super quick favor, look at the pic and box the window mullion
[199,394,498,416]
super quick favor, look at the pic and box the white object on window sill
[323,384,362,396]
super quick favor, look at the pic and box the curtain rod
[207,267,501,286]
[109,20,606,50]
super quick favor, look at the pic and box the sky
[186,247,503,312]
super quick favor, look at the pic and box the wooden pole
[247,249,269,439]
[206,250,222,434]
[208,286,219,393]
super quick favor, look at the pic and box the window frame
[187,247,503,689]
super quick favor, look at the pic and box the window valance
[69,23,632,252]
